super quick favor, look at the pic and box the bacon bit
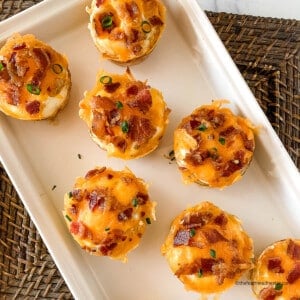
[91,96,115,110]
[13,43,26,50]
[125,2,140,19]
[287,262,300,284]
[25,100,40,114]
[211,113,225,128]
[212,261,230,285]
[112,136,127,152]
[70,204,78,215]
[126,84,139,96]
[72,189,83,201]
[96,0,104,7]
[6,85,20,105]
[128,116,156,145]
[219,126,239,137]
[201,258,216,273]
[267,257,284,273]
[128,28,140,44]
[100,240,117,255]
[240,131,255,152]
[118,208,133,221]
[203,228,228,243]
[183,212,212,228]
[104,82,121,93]
[136,192,148,205]
[127,88,152,114]
[259,287,282,300]
[174,229,190,246]
[92,111,107,138]
[32,47,50,70]
[110,28,126,41]
[132,44,142,54]
[214,213,228,226]
[85,167,106,179]
[88,190,106,211]
[70,221,87,238]
[222,150,245,177]
[149,16,164,26]
[107,108,121,125]
[287,240,300,260]
[185,149,210,166]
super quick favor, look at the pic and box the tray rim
[0,0,299,299]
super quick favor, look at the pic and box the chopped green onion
[101,15,113,29]
[210,249,216,258]
[141,20,151,33]
[52,64,63,74]
[190,228,196,237]
[274,283,283,290]
[121,120,129,133]
[68,191,73,198]
[116,101,123,109]
[197,269,203,278]
[132,198,138,207]
[218,137,226,145]
[100,75,112,84]
[209,147,219,160]
[0,62,4,71]
[105,227,110,232]
[26,83,41,95]
[198,124,207,131]
[146,217,151,224]
[65,215,72,222]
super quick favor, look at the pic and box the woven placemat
[0,1,299,299]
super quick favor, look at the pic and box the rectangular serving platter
[0,0,299,299]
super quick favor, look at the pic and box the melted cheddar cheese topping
[63,166,156,262]
[0,33,71,120]
[251,239,300,300]
[87,0,166,64]
[174,101,255,188]
[79,68,170,159]
[161,201,253,294]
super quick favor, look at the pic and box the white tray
[0,0,299,299]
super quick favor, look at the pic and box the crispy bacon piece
[128,116,156,145]
[267,257,284,273]
[87,189,106,211]
[85,167,106,179]
[214,213,228,226]
[6,85,20,105]
[149,16,164,26]
[71,189,84,201]
[13,43,26,51]
[112,136,127,152]
[91,96,115,110]
[92,110,107,137]
[127,88,152,114]
[185,149,210,166]
[100,239,117,255]
[32,47,50,70]
[96,0,104,7]
[287,240,300,260]
[183,212,212,229]
[174,229,190,246]
[203,228,228,243]
[104,82,121,93]
[118,208,133,221]
[259,287,282,300]
[210,113,225,128]
[287,262,300,284]
[70,221,87,238]
[222,150,245,177]
[125,2,140,19]
[25,100,40,114]
[126,84,139,96]
[135,192,148,205]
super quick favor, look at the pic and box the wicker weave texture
[207,12,300,168]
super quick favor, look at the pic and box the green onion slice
[210,249,216,258]
[198,123,207,131]
[105,227,110,232]
[26,83,41,95]
[274,283,283,290]
[141,20,151,33]
[100,75,112,84]
[189,228,196,237]
[121,120,129,133]
[116,101,123,109]
[65,215,72,222]
[68,191,73,198]
[101,15,113,29]
[0,62,4,71]
[197,269,203,278]
[132,198,138,207]
[218,137,226,145]
[52,64,63,74]
[146,217,151,224]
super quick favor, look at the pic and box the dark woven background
[0,0,299,299]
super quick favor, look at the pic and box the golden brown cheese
[174,101,255,188]
[0,33,71,120]
[161,201,253,295]
[79,68,170,159]
[86,0,166,64]
[63,166,156,262]
[251,239,300,300]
